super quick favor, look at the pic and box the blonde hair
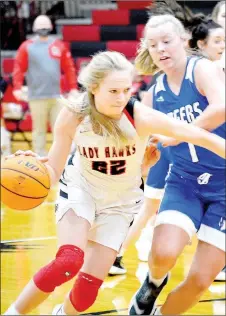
[61,51,134,145]
[135,14,187,75]
[212,1,225,23]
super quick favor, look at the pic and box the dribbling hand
[151,135,181,147]
[4,150,48,163]
[141,144,161,177]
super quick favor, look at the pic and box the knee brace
[33,244,84,293]
[69,272,103,312]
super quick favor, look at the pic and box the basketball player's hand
[151,135,181,147]
[4,150,48,163]
[141,144,161,177]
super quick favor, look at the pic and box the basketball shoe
[128,273,169,315]
[108,256,127,275]
[52,304,65,315]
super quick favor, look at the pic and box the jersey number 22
[92,160,126,175]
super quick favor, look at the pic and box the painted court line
[1,236,56,243]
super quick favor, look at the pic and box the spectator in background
[212,1,225,30]
[212,1,225,73]
[13,15,77,156]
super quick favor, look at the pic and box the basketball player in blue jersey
[137,0,225,267]
[4,50,225,316]
[129,13,225,316]
[154,7,225,282]
[111,1,225,272]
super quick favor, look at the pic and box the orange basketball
[1,155,50,210]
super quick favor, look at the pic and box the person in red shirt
[13,15,77,155]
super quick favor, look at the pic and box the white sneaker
[108,256,127,275]
[52,304,64,315]
[215,267,226,281]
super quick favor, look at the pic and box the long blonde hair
[212,1,225,23]
[135,14,187,75]
[61,51,134,145]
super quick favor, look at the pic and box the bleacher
[1,0,219,135]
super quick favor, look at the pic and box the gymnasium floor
[1,136,226,315]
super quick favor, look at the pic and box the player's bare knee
[151,245,178,268]
[186,272,213,293]
[33,245,84,292]
[69,272,103,312]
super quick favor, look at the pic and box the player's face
[93,70,133,120]
[146,22,186,72]
[217,3,225,30]
[203,28,225,61]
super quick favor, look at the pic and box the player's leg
[213,199,226,281]
[136,151,171,262]
[154,192,226,315]
[110,154,169,275]
[4,209,90,315]
[109,198,158,275]
[53,211,134,315]
[4,181,96,316]
[129,172,201,315]
[134,199,158,261]
[61,241,117,315]
[155,240,225,315]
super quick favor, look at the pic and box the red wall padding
[92,9,129,25]
[117,1,152,9]
[62,25,100,41]
[107,40,139,58]
[136,24,145,40]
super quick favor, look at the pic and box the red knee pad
[69,272,103,312]
[33,244,84,292]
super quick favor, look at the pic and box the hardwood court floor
[1,186,225,316]
[1,137,226,315]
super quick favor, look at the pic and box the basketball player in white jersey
[4,51,225,316]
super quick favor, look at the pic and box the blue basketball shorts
[156,169,226,251]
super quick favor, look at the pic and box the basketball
[1,155,50,210]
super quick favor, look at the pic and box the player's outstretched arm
[193,58,225,130]
[5,107,81,187]
[134,101,225,159]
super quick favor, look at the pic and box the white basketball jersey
[60,99,148,211]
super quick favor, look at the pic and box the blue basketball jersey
[152,56,225,176]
